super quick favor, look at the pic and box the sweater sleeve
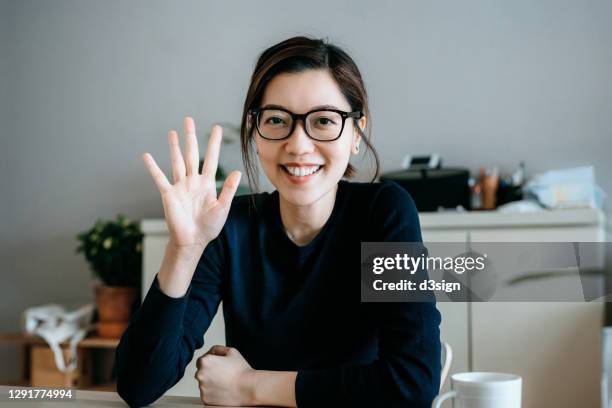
[295,181,442,408]
[115,237,226,408]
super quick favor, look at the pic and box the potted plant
[76,214,143,338]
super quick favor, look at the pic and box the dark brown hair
[240,36,380,193]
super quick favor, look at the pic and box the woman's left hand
[195,345,256,406]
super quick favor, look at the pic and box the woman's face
[255,69,365,207]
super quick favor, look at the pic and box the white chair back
[440,341,453,392]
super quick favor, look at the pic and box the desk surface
[0,386,232,407]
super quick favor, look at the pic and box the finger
[217,171,242,210]
[201,125,222,180]
[142,153,171,193]
[206,344,231,356]
[168,130,186,183]
[183,116,200,176]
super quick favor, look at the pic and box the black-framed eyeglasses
[249,107,363,141]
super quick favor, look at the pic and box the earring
[354,144,360,154]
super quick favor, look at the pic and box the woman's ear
[352,116,366,155]
[357,115,367,133]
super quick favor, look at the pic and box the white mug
[432,372,522,408]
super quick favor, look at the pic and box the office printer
[379,154,471,212]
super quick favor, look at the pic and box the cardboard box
[30,345,78,387]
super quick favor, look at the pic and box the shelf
[0,333,120,349]
[0,332,119,390]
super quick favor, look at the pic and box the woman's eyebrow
[310,104,342,110]
[261,104,342,111]
[261,104,287,110]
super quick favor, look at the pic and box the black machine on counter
[380,154,471,212]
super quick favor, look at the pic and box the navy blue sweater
[116,180,441,407]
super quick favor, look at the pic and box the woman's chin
[278,188,319,207]
[277,182,338,208]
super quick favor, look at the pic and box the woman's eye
[316,117,336,126]
[266,117,287,125]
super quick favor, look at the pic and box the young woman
[116,36,441,408]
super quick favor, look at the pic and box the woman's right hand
[143,117,241,252]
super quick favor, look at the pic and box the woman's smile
[279,163,325,184]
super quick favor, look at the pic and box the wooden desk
[0,385,202,407]
[0,385,261,407]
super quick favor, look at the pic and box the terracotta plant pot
[94,285,138,339]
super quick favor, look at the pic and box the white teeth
[285,165,321,177]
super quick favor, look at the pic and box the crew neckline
[268,180,347,253]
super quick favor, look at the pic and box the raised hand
[143,117,241,251]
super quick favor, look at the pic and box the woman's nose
[284,121,315,155]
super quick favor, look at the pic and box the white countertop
[418,207,604,229]
[141,208,605,234]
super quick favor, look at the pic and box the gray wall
[1,0,611,381]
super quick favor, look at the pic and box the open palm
[142,117,241,249]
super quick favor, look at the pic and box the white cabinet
[140,224,226,397]
[420,208,606,408]
[141,208,606,404]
